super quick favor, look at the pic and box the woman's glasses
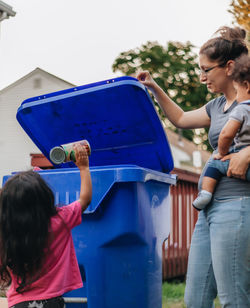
[199,62,227,76]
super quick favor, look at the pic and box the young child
[193,54,250,210]
[0,143,92,308]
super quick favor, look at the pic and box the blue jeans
[184,196,250,308]
[206,158,250,181]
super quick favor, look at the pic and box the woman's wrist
[246,148,250,164]
[150,82,161,96]
[79,166,89,171]
[240,146,250,164]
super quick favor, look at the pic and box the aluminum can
[49,140,91,164]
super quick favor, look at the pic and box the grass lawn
[162,281,221,308]
[1,281,222,307]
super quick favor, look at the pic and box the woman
[137,26,250,308]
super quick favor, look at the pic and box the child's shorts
[11,296,65,308]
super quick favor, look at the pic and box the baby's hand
[74,143,89,169]
[213,153,224,160]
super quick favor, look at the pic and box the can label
[62,140,91,162]
[50,140,91,164]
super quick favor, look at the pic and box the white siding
[0,69,74,186]
[169,144,190,168]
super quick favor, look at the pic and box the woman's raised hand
[136,71,157,92]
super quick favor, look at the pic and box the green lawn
[162,281,221,308]
[1,281,222,307]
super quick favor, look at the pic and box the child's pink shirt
[7,201,83,307]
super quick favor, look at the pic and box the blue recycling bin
[4,77,176,308]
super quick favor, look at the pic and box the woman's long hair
[0,170,57,293]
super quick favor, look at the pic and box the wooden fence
[162,168,200,280]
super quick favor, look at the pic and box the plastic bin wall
[24,165,175,308]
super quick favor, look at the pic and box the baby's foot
[192,190,212,210]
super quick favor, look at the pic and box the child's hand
[73,143,89,169]
[213,153,224,160]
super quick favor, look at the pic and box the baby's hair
[200,26,248,65]
[232,54,250,84]
[0,171,57,292]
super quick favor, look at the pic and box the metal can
[49,140,91,164]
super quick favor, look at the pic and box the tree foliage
[228,0,250,47]
[112,41,214,151]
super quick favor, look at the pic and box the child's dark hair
[0,171,57,293]
[200,26,248,65]
[231,54,250,84]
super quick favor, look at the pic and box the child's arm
[218,119,241,156]
[74,143,92,213]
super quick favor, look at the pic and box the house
[0,68,211,185]
[0,68,75,184]
[0,0,16,23]
[164,127,211,173]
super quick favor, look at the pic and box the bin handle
[63,297,87,303]
[144,173,177,185]
[115,167,177,185]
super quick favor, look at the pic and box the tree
[228,0,250,47]
[112,41,214,151]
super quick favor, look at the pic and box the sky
[0,0,233,90]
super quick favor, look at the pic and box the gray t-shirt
[229,100,250,150]
[198,96,250,198]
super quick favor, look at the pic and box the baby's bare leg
[202,176,218,193]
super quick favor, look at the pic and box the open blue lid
[17,76,174,173]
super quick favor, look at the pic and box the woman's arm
[137,71,211,129]
[221,146,250,179]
